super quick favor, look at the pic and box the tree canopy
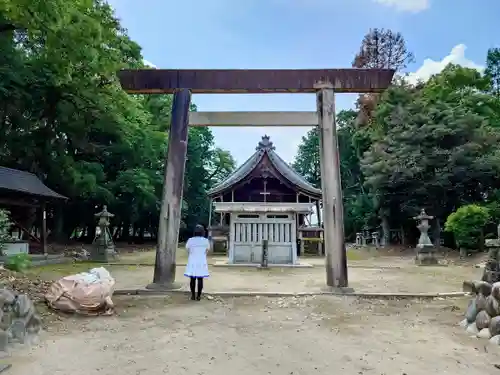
[0,0,235,243]
[293,30,500,246]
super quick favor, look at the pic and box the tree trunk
[381,216,390,247]
[121,220,130,242]
[479,229,485,252]
[113,224,121,241]
[433,219,441,247]
[139,227,145,243]
[53,205,65,242]
[86,225,96,244]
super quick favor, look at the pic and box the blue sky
[107,0,499,164]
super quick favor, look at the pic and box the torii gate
[117,68,394,291]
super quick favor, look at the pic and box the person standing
[184,224,210,300]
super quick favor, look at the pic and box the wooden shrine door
[231,213,296,264]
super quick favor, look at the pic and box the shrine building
[207,135,322,265]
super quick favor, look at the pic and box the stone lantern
[413,209,438,265]
[483,223,500,283]
[91,205,116,262]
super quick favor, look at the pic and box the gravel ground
[5,294,500,375]
[109,261,478,294]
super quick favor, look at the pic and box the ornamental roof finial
[256,135,275,151]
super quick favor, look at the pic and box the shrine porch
[212,260,314,268]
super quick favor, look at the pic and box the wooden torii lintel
[117,68,395,94]
[189,111,318,127]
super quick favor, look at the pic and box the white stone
[489,335,500,345]
[477,328,492,339]
[466,322,479,335]
[2,242,29,256]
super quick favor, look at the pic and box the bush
[445,204,490,251]
[4,253,31,272]
[0,209,13,255]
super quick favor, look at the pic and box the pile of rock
[461,280,500,344]
[0,288,42,353]
[0,268,52,303]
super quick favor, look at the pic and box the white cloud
[143,59,157,68]
[372,0,430,12]
[407,44,484,84]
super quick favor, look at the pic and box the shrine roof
[0,167,67,200]
[208,136,322,198]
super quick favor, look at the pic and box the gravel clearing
[5,294,500,375]
[109,262,477,294]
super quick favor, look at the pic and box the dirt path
[6,295,500,375]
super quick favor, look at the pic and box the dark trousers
[189,277,204,299]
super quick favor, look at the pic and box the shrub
[445,204,490,251]
[0,209,13,255]
[4,253,31,272]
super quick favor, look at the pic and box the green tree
[0,0,235,245]
[292,127,321,188]
[486,48,500,99]
[292,110,374,237]
[362,69,500,244]
[445,204,490,251]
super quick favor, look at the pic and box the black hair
[193,224,205,237]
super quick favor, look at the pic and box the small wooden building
[207,136,322,265]
[0,166,67,254]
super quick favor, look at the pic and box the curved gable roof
[0,167,67,200]
[208,136,321,198]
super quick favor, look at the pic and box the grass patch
[118,248,189,264]
[27,262,139,280]
[117,252,155,264]
[346,249,373,261]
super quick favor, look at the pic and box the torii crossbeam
[117,68,394,291]
[118,68,393,94]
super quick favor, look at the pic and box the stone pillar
[261,239,269,268]
[483,226,500,283]
[371,232,380,248]
[318,231,324,256]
